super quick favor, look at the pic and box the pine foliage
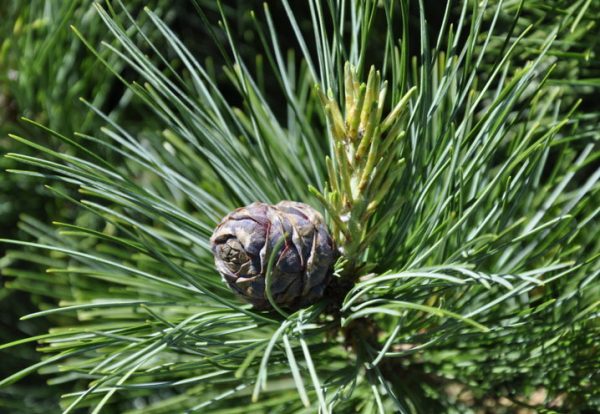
[1,1,598,413]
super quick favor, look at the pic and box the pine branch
[1,0,598,413]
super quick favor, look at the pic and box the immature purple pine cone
[210,201,335,309]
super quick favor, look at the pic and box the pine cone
[210,201,335,309]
